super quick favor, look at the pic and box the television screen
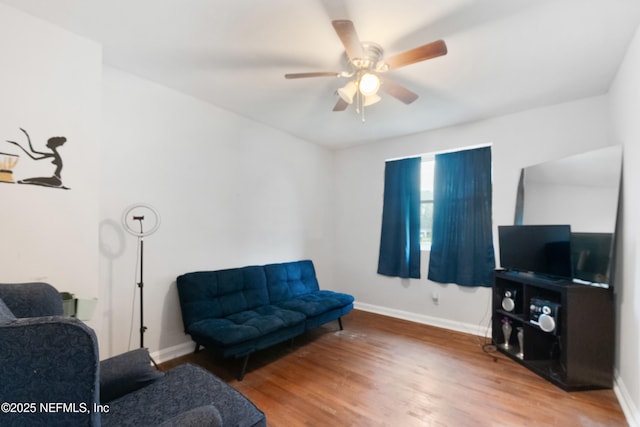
[571,232,613,284]
[498,225,572,279]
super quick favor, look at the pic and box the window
[420,157,435,250]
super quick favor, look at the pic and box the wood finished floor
[159,310,626,426]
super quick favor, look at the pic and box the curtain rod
[385,142,492,162]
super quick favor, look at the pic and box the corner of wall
[615,372,640,427]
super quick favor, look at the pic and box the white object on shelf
[75,297,98,321]
[61,292,76,317]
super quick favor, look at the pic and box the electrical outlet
[431,291,440,305]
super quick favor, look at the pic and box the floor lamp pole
[135,229,157,368]
[124,204,161,369]
[137,233,147,348]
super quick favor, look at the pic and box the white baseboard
[150,341,195,365]
[353,302,490,338]
[614,372,639,427]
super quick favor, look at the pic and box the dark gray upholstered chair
[0,282,266,427]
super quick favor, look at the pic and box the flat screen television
[571,232,613,284]
[498,225,572,279]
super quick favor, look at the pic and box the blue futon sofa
[177,260,354,380]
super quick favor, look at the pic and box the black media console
[492,270,614,391]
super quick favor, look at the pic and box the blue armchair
[0,282,266,427]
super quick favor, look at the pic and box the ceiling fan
[285,20,448,118]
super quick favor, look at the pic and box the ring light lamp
[122,204,161,237]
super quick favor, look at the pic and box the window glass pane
[421,159,435,190]
[420,158,434,249]
[420,201,433,245]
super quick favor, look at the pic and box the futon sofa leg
[338,317,344,330]
[194,343,201,353]
[238,354,250,381]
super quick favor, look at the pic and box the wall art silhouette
[4,127,69,189]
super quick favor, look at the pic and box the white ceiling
[3,0,640,149]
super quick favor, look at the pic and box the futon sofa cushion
[178,266,270,327]
[264,260,355,321]
[264,260,320,301]
[272,290,355,317]
[188,305,306,346]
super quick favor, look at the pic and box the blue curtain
[377,157,421,279]
[428,147,495,287]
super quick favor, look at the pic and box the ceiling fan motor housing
[348,42,384,71]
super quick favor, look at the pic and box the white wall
[0,4,101,326]
[609,23,640,427]
[332,95,614,334]
[99,67,334,359]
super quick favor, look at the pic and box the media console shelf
[492,270,614,391]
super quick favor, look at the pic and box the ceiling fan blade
[332,20,365,61]
[285,72,340,79]
[381,79,419,104]
[333,98,349,111]
[382,40,447,70]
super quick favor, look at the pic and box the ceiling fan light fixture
[363,94,381,107]
[284,20,448,117]
[338,80,358,104]
[358,72,381,96]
